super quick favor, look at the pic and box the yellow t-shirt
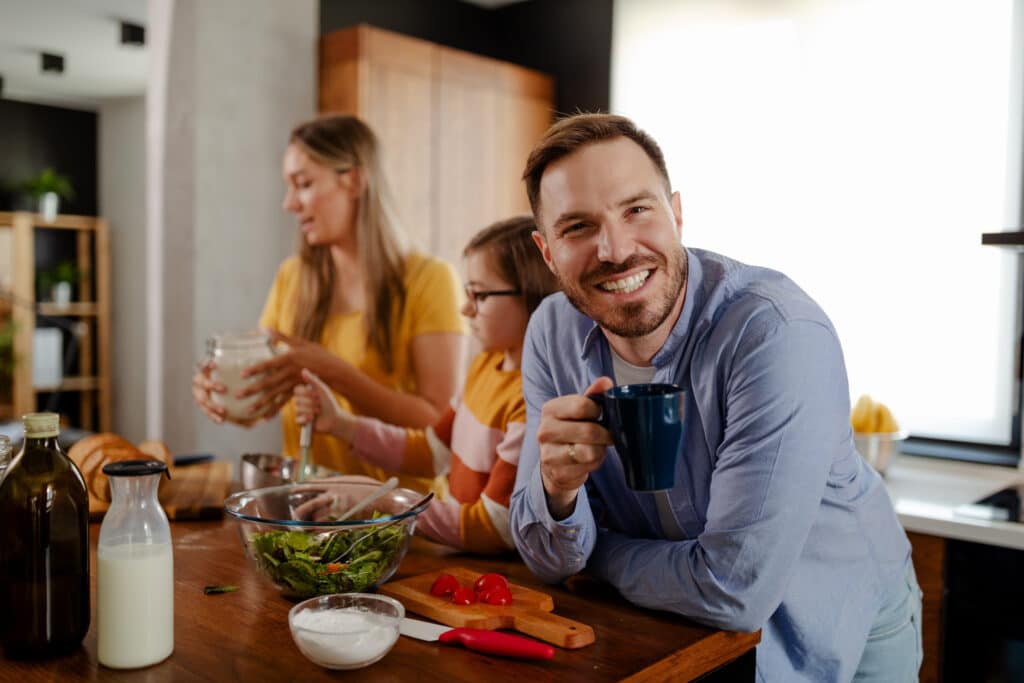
[258,252,467,493]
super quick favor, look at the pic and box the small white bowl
[854,430,908,476]
[288,593,403,670]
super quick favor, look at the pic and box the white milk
[211,361,265,422]
[98,542,174,669]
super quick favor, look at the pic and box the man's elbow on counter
[514,543,586,585]
[655,592,770,635]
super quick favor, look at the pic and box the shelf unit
[0,211,110,430]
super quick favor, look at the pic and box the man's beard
[557,247,688,338]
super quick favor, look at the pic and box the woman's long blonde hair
[289,115,408,371]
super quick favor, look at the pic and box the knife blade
[400,617,554,660]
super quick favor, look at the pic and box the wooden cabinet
[0,212,110,431]
[907,531,945,683]
[319,25,555,266]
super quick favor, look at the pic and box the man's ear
[670,191,683,238]
[531,229,557,274]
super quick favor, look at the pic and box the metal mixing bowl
[240,453,339,489]
[853,430,908,476]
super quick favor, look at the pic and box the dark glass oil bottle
[0,413,90,658]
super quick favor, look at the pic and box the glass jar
[205,330,275,424]
[0,434,11,480]
[0,412,90,658]
[97,459,174,668]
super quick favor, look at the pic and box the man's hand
[537,376,614,520]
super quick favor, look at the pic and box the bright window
[612,0,1021,446]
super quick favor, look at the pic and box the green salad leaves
[249,518,407,598]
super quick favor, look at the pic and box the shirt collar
[578,248,703,370]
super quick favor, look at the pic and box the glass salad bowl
[224,481,432,599]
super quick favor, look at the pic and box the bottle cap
[22,412,59,438]
[102,460,169,478]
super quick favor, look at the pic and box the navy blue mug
[591,383,685,491]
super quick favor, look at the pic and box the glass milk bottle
[0,413,90,658]
[97,460,174,668]
[205,330,275,424]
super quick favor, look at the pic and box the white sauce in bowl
[290,607,399,669]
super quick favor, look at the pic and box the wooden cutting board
[379,566,595,649]
[87,461,233,521]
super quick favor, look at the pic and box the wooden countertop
[1,520,759,682]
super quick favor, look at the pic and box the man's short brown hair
[522,113,672,221]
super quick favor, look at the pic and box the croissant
[69,433,173,502]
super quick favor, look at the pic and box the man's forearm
[544,486,579,520]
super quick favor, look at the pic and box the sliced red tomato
[451,586,477,605]
[430,573,460,597]
[482,586,513,606]
[473,572,509,594]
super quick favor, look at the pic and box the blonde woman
[192,115,467,492]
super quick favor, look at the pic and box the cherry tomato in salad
[451,586,477,605]
[430,573,460,597]
[473,572,509,594]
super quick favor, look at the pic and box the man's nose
[595,221,635,263]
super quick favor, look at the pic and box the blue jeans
[853,562,924,682]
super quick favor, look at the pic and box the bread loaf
[69,433,173,502]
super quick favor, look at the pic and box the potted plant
[19,168,75,222]
[37,261,84,307]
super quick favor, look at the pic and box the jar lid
[22,412,59,437]
[102,460,169,477]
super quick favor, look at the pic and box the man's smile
[597,269,651,294]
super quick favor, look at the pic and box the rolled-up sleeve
[586,319,848,633]
[510,315,598,584]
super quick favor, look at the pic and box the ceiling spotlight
[120,21,145,46]
[41,52,64,74]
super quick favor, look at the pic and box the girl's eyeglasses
[464,286,521,311]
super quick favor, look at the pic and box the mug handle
[588,393,610,429]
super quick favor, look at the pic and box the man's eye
[628,206,649,216]
[563,222,587,235]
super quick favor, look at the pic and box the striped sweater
[350,350,525,553]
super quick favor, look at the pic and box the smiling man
[509,114,922,682]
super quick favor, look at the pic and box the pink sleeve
[350,417,407,473]
[413,498,463,548]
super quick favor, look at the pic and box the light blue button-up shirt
[511,248,912,682]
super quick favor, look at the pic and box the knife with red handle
[400,617,555,660]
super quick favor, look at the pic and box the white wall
[98,96,147,443]
[147,0,318,461]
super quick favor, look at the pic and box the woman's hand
[237,329,342,419]
[294,370,359,442]
[191,360,227,424]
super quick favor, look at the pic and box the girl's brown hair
[463,215,559,316]
[289,115,408,371]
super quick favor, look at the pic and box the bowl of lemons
[850,395,907,476]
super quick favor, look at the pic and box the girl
[294,215,558,553]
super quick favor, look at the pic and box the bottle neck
[109,475,162,506]
[20,436,63,462]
